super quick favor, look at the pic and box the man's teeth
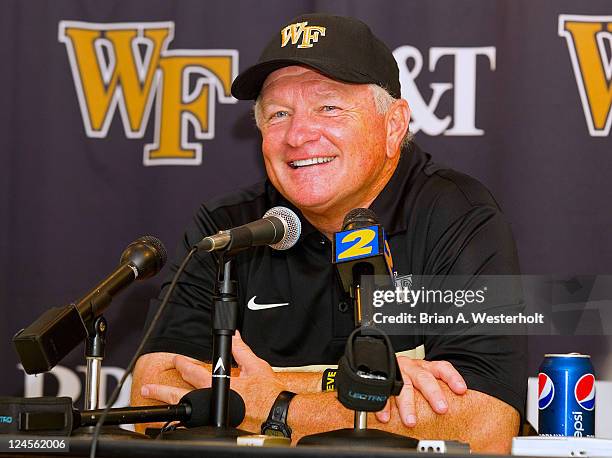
[290,157,335,168]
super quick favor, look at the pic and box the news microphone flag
[333,214,394,294]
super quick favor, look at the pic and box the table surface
[0,433,543,458]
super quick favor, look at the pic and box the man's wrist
[261,390,297,438]
[275,371,325,393]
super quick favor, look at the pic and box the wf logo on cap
[281,22,326,49]
[538,373,555,409]
[575,374,595,411]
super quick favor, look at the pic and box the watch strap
[261,390,296,437]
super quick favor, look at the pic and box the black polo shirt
[142,143,527,416]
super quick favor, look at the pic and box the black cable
[89,247,198,458]
[156,420,177,439]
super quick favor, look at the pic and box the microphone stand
[210,254,241,431]
[84,316,107,411]
[73,314,144,438]
[352,267,370,432]
[161,252,249,441]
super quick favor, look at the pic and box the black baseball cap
[231,13,401,100]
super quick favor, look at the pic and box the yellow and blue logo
[334,225,381,263]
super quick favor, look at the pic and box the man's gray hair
[253,84,413,149]
[368,84,414,148]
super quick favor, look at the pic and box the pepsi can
[538,353,595,437]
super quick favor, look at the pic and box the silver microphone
[195,206,301,252]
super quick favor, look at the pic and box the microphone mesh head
[264,206,301,250]
[342,208,379,230]
[120,235,168,278]
[139,235,168,266]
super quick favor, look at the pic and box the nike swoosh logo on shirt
[247,296,289,311]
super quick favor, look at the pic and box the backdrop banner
[1,0,611,415]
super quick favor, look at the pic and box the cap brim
[231,57,373,100]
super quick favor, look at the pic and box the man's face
[257,66,391,216]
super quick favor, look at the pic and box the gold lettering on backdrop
[559,15,612,137]
[144,54,235,163]
[59,21,238,165]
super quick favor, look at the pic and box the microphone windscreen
[120,236,167,278]
[227,389,246,427]
[342,208,378,230]
[181,388,245,428]
[264,206,301,251]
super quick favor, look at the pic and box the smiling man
[131,14,526,452]
[257,65,402,239]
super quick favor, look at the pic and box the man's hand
[140,332,286,432]
[375,356,467,427]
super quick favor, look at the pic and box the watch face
[263,427,285,437]
[262,423,290,438]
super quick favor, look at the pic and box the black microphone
[332,211,404,420]
[76,388,245,429]
[333,209,395,325]
[195,206,301,252]
[333,208,394,292]
[13,236,167,374]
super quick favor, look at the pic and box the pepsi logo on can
[538,353,595,437]
[575,373,595,411]
[538,373,555,409]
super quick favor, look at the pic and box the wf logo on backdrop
[58,21,238,166]
[58,16,611,168]
[559,15,612,137]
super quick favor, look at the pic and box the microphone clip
[336,326,403,412]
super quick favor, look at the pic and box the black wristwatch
[260,391,296,438]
